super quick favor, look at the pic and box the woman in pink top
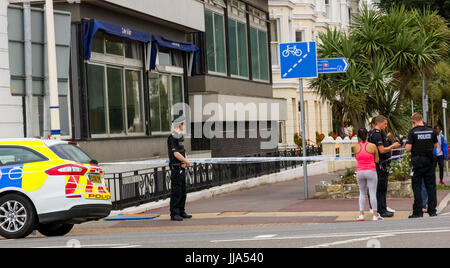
[353,128,382,221]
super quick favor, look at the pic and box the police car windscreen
[50,144,93,164]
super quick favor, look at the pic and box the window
[50,144,93,164]
[250,7,269,82]
[87,32,145,137]
[107,67,125,134]
[250,27,269,81]
[158,47,171,66]
[0,147,48,166]
[105,35,124,56]
[125,70,145,133]
[278,121,286,144]
[157,47,184,68]
[92,31,142,60]
[325,0,330,19]
[204,8,227,74]
[270,19,279,66]
[149,73,185,133]
[295,31,303,42]
[228,0,248,78]
[87,64,106,135]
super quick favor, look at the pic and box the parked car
[0,139,111,239]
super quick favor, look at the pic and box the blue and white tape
[101,154,406,166]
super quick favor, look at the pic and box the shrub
[388,152,411,182]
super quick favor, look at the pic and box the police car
[0,139,112,239]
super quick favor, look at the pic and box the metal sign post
[299,78,308,199]
[280,41,318,200]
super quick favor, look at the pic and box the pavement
[62,169,450,237]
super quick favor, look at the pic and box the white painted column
[45,0,61,140]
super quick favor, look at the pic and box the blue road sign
[280,42,318,79]
[317,58,349,74]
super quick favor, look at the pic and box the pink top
[356,142,376,172]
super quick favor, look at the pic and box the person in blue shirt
[433,125,448,185]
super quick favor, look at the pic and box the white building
[269,0,360,147]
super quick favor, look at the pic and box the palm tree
[311,4,450,135]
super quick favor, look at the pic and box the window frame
[227,0,249,80]
[204,5,228,76]
[249,7,270,83]
[270,18,280,67]
[87,61,146,138]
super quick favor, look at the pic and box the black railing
[105,147,322,210]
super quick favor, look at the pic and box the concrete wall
[0,0,24,138]
[52,2,186,42]
[103,0,205,32]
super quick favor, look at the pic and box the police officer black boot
[171,215,184,221]
[181,212,192,219]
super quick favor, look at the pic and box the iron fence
[104,146,322,210]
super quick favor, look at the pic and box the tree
[311,4,450,135]
[377,0,450,21]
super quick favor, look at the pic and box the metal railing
[104,146,322,210]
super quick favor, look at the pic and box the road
[1,214,450,248]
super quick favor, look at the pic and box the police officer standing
[369,115,401,218]
[168,115,192,221]
[405,113,438,218]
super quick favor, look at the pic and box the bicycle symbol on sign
[282,45,303,58]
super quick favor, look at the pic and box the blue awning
[149,35,200,76]
[83,19,152,61]
[83,19,199,76]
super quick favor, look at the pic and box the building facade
[269,0,359,147]
[2,0,285,161]
[187,0,287,157]
[0,0,24,138]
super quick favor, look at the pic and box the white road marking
[210,227,450,244]
[253,234,277,239]
[304,234,394,248]
[34,243,139,248]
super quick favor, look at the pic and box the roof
[0,139,69,147]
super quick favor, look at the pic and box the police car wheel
[0,194,37,239]
[37,223,74,237]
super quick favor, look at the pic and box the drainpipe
[24,2,33,137]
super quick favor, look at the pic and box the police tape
[101,153,406,166]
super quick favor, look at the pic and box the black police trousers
[170,168,187,217]
[376,164,389,214]
[411,165,437,216]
